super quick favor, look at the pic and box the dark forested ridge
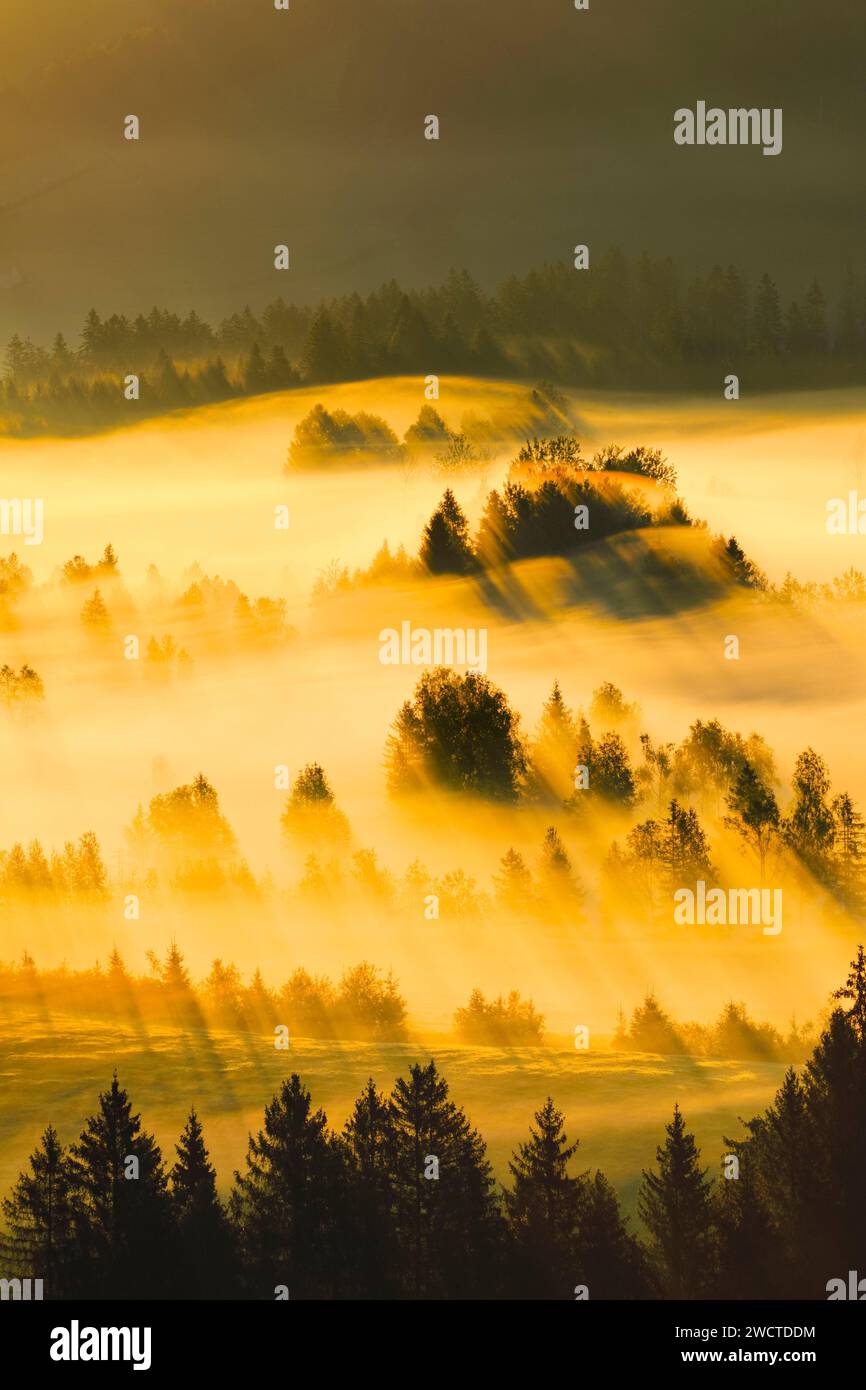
[2,948,865,1300]
[3,252,864,435]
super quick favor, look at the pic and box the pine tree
[752,272,782,355]
[576,1170,648,1298]
[231,1074,347,1298]
[711,1145,777,1299]
[67,1074,174,1297]
[281,764,350,848]
[527,680,587,803]
[783,748,835,883]
[661,799,714,889]
[832,943,866,1038]
[243,341,269,395]
[729,1069,817,1294]
[418,489,476,574]
[493,848,535,912]
[1,1126,77,1297]
[637,1103,714,1297]
[831,796,866,914]
[388,1061,502,1297]
[81,589,110,631]
[538,826,583,912]
[169,1108,235,1297]
[503,1097,582,1298]
[341,1080,398,1296]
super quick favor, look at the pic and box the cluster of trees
[4,252,863,433]
[382,670,866,917]
[417,466,765,588]
[1,675,862,924]
[454,989,545,1045]
[286,392,567,474]
[0,663,44,707]
[3,949,865,1299]
[1,545,293,662]
[286,404,405,469]
[0,946,407,1043]
[614,994,816,1063]
[0,832,107,902]
[305,438,765,597]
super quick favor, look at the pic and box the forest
[2,250,865,435]
[1,946,864,1299]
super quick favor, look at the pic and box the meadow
[1,374,864,1235]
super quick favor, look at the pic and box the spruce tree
[1,1126,77,1297]
[419,490,476,574]
[388,1061,502,1298]
[503,1097,582,1298]
[68,1074,174,1298]
[341,1079,398,1296]
[169,1108,236,1297]
[712,1141,778,1299]
[528,680,587,803]
[637,1103,714,1297]
[576,1170,648,1299]
[231,1074,347,1298]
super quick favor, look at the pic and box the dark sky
[0,0,862,340]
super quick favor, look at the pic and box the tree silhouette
[385,668,526,800]
[724,760,780,881]
[169,1108,236,1297]
[783,748,835,883]
[637,1103,714,1297]
[281,763,350,849]
[341,1079,398,1297]
[503,1096,582,1298]
[388,1060,502,1297]
[1,1126,77,1297]
[832,943,866,1037]
[231,1074,347,1298]
[67,1074,174,1298]
[419,489,476,574]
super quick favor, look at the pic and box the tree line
[2,947,865,1299]
[3,251,864,433]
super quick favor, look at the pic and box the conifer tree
[388,1061,502,1298]
[341,1079,398,1296]
[231,1074,347,1298]
[169,1107,235,1297]
[711,1145,777,1299]
[1,1126,77,1297]
[503,1097,582,1298]
[724,760,780,882]
[576,1170,648,1298]
[418,489,476,574]
[832,942,866,1037]
[783,748,835,883]
[493,847,535,912]
[528,680,588,803]
[68,1074,174,1298]
[637,1103,714,1297]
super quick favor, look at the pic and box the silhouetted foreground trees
[2,949,865,1300]
[4,251,864,433]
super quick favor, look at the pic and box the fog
[0,379,863,1039]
